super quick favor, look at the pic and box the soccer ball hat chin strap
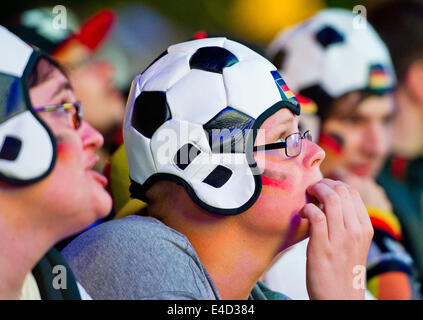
[0,26,56,185]
[124,37,300,215]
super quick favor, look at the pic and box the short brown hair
[28,57,68,88]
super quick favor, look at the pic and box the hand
[300,179,374,300]
[329,169,392,212]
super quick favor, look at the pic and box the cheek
[319,130,362,171]
[55,136,85,178]
[56,141,75,157]
[380,127,392,154]
[261,160,302,195]
[261,165,306,210]
[262,175,293,192]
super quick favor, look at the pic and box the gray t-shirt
[62,215,290,300]
[62,215,221,299]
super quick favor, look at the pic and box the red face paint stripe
[262,175,290,190]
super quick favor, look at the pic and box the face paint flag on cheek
[318,132,344,156]
[261,175,292,192]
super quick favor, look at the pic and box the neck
[392,88,423,158]
[191,227,280,299]
[159,205,282,300]
[0,197,56,299]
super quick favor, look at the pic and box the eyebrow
[280,115,295,126]
[49,81,73,101]
[263,114,296,143]
[276,115,296,133]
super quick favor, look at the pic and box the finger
[319,179,361,233]
[300,203,329,244]
[306,181,344,241]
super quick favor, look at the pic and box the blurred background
[1,0,391,94]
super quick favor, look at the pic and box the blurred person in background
[369,0,423,295]
[264,8,421,299]
[7,7,126,171]
[0,26,112,299]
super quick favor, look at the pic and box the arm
[367,272,411,300]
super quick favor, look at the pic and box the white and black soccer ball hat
[267,8,396,121]
[124,37,300,215]
[0,26,56,184]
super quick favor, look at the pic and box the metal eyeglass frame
[253,130,312,157]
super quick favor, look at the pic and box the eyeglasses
[253,130,312,157]
[33,101,83,130]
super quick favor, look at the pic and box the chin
[93,191,113,220]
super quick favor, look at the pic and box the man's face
[319,92,395,178]
[242,108,325,248]
[28,62,112,236]
[69,60,125,138]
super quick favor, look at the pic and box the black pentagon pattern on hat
[189,46,239,74]
[174,143,202,170]
[0,136,22,161]
[202,165,233,188]
[203,107,255,153]
[315,25,345,48]
[131,91,171,139]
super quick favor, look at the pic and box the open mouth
[349,163,373,177]
[88,170,108,187]
[85,154,108,187]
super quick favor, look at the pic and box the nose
[79,120,104,151]
[302,139,325,169]
[362,122,389,158]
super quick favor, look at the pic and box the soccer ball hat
[267,8,396,123]
[0,26,56,184]
[124,37,300,215]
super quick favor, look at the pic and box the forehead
[256,108,299,145]
[259,108,298,131]
[356,94,395,118]
[29,68,73,106]
[329,91,394,119]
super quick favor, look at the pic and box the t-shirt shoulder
[62,215,219,300]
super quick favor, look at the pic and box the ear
[405,59,423,106]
